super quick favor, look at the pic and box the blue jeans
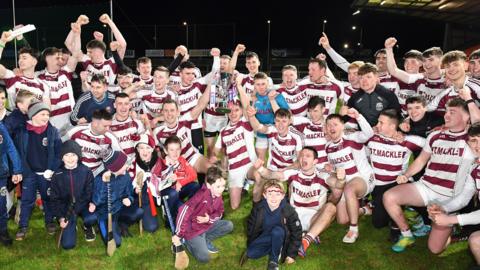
[19,174,54,228]
[184,219,234,263]
[0,177,8,231]
[60,209,97,250]
[134,186,159,233]
[160,182,200,224]
[247,225,285,263]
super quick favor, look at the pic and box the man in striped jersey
[385,38,447,113]
[65,109,122,177]
[324,109,375,244]
[367,109,425,242]
[247,108,304,172]
[469,49,480,80]
[214,100,258,209]
[292,96,328,169]
[37,45,81,133]
[176,48,220,154]
[276,65,308,117]
[110,93,146,160]
[0,32,50,110]
[67,14,127,93]
[255,146,346,257]
[153,86,212,180]
[384,98,475,252]
[131,57,154,113]
[427,51,480,117]
[140,66,176,126]
[426,125,480,259]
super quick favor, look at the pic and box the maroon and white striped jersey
[141,89,176,120]
[264,125,304,170]
[132,75,155,113]
[303,79,342,116]
[215,117,256,171]
[342,84,359,104]
[367,134,425,186]
[284,169,330,211]
[65,124,122,176]
[80,55,118,92]
[293,116,328,168]
[177,78,208,130]
[379,73,400,93]
[110,115,146,159]
[421,129,475,197]
[153,113,198,163]
[416,75,446,104]
[4,70,48,110]
[325,115,374,181]
[277,84,308,117]
[427,76,480,115]
[36,67,75,130]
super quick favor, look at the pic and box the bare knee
[324,202,337,216]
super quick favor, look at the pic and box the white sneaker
[342,230,359,244]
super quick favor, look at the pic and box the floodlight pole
[12,0,18,67]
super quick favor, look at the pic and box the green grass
[1,194,473,270]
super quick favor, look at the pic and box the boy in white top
[384,97,475,253]
[324,109,375,244]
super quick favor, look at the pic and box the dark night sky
[0,0,446,59]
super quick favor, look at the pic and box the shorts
[414,181,451,206]
[187,153,202,167]
[204,113,228,134]
[295,207,318,231]
[255,136,269,149]
[228,163,253,188]
[340,174,375,201]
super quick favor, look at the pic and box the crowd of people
[1,13,480,270]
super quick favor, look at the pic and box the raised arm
[384,37,418,83]
[228,44,246,74]
[246,105,268,134]
[65,22,83,72]
[190,84,212,120]
[319,32,349,72]
[254,159,285,181]
[99,14,127,59]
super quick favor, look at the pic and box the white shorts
[413,181,451,206]
[295,207,318,231]
[187,153,202,167]
[228,163,253,188]
[204,113,228,133]
[340,174,375,201]
[255,136,269,149]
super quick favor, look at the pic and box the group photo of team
[1,1,480,269]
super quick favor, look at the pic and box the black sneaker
[46,222,57,235]
[83,225,96,242]
[120,226,132,238]
[0,230,13,246]
[15,227,27,241]
[267,261,279,270]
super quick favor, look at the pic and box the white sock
[349,225,358,232]
[401,230,413,237]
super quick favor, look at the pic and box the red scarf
[26,121,48,134]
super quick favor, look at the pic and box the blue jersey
[70,92,116,125]
[254,92,289,138]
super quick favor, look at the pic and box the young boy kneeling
[172,166,233,263]
[241,180,302,270]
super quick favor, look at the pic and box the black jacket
[347,84,401,126]
[246,199,302,262]
[50,164,94,220]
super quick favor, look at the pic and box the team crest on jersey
[0,187,7,196]
[42,138,48,147]
[106,106,112,113]
[0,134,3,144]
[47,187,51,196]
[375,102,384,111]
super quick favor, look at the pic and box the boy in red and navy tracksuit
[173,166,233,263]
[50,140,97,249]
[13,102,62,240]
[153,135,200,224]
